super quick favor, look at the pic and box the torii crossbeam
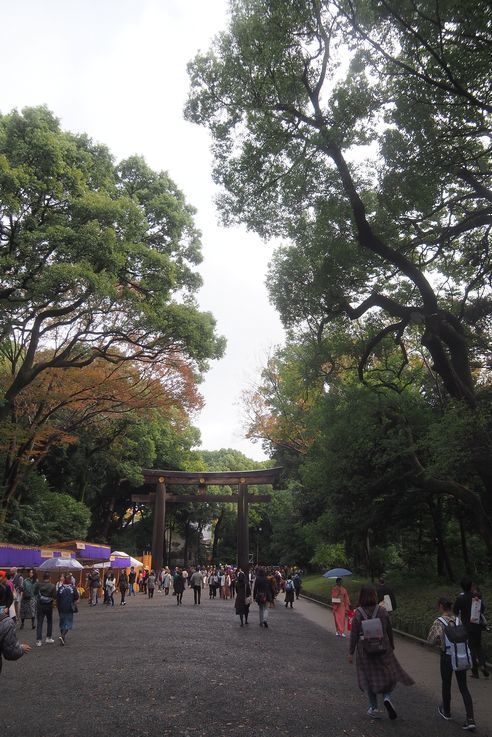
[132,467,283,572]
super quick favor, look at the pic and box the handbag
[72,602,79,613]
[244,595,252,606]
[256,592,267,605]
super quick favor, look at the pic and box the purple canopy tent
[0,543,76,568]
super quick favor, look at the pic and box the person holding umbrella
[324,568,352,637]
[331,577,351,637]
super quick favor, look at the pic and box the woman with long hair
[234,567,251,626]
[348,585,413,719]
[253,567,272,628]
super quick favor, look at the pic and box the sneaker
[59,635,65,646]
[341,633,346,637]
[383,698,397,720]
[462,719,477,731]
[367,708,382,719]
[36,640,42,647]
[45,638,55,643]
[438,705,451,720]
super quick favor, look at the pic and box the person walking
[284,575,295,608]
[253,568,272,628]
[119,571,129,606]
[56,575,79,646]
[190,568,203,605]
[87,568,101,606]
[128,567,136,596]
[209,570,218,599]
[10,568,23,621]
[376,577,397,613]
[173,569,184,605]
[105,572,116,607]
[332,577,350,637]
[454,576,489,679]
[428,595,476,731]
[33,573,56,646]
[147,571,156,599]
[162,568,171,596]
[348,585,414,720]
[235,568,251,626]
[292,572,302,600]
[19,569,36,631]
[0,580,31,673]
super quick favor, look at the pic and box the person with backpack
[56,575,79,646]
[427,595,476,731]
[348,585,414,720]
[284,575,295,608]
[292,572,302,600]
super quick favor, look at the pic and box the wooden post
[151,479,166,572]
[237,482,250,572]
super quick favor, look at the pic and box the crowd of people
[0,563,488,730]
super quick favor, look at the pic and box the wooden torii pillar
[132,468,283,572]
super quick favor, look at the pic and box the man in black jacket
[376,577,397,613]
[454,576,489,679]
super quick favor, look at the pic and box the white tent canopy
[88,553,143,569]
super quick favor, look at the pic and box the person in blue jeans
[33,573,56,646]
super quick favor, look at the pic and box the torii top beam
[142,467,283,488]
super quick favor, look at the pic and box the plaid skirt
[355,640,414,694]
[20,596,36,619]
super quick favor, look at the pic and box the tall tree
[0,106,225,423]
[186,0,492,542]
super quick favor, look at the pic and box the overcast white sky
[1,0,285,460]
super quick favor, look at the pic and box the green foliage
[3,473,91,544]
[310,542,348,570]
[189,0,492,558]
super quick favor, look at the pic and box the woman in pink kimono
[332,577,350,637]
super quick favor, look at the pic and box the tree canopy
[0,106,225,534]
[187,0,492,555]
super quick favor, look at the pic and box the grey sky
[1,0,285,460]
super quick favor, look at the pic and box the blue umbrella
[323,567,352,578]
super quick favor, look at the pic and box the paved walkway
[2,588,491,736]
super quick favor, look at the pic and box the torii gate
[131,467,283,572]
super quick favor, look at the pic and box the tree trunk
[167,518,174,566]
[428,498,454,581]
[183,519,191,567]
[100,496,115,541]
[212,509,224,564]
[459,516,472,575]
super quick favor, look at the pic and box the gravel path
[2,588,491,736]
